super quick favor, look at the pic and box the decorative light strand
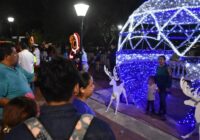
[116,50,173,106]
[118,0,200,57]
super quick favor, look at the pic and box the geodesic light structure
[118,0,200,56]
[116,0,200,107]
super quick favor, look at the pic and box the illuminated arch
[118,0,200,56]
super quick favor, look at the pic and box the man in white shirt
[18,42,35,73]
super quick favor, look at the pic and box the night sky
[0,0,144,44]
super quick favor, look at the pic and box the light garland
[116,50,173,106]
[178,79,200,130]
[116,0,200,131]
[118,0,200,56]
[176,57,200,130]
[181,57,200,81]
[178,108,196,130]
[116,50,199,129]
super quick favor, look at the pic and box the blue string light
[116,0,200,133]
[178,109,195,125]
[120,28,200,36]
[116,50,173,107]
[178,75,200,130]
[118,0,200,56]
[178,108,196,128]
[117,50,199,131]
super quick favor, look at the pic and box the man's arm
[167,66,172,89]
[0,78,9,106]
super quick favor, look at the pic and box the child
[0,96,37,139]
[146,76,158,114]
[73,72,95,115]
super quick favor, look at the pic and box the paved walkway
[90,69,198,140]
[88,98,179,140]
[33,68,198,140]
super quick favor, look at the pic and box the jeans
[158,90,167,115]
[146,100,155,113]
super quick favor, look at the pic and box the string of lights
[182,57,200,81]
[116,50,173,106]
[118,0,200,56]
[178,79,200,129]
[178,108,196,129]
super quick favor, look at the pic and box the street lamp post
[7,16,15,38]
[74,3,89,70]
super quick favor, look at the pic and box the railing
[88,52,199,82]
[169,61,189,80]
[169,56,200,81]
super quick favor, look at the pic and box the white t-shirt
[147,83,158,101]
[33,48,40,66]
[18,49,35,73]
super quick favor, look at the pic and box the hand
[0,98,10,106]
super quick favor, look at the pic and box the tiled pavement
[33,68,198,140]
[90,70,198,140]
[88,98,179,140]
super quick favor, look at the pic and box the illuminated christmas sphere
[118,0,200,56]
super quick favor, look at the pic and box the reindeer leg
[106,96,114,112]
[122,89,128,105]
[115,96,120,115]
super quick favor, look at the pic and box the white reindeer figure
[180,77,200,140]
[104,65,128,115]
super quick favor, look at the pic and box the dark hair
[158,55,166,61]
[0,43,14,61]
[19,41,29,50]
[37,56,81,102]
[149,76,155,82]
[79,72,91,88]
[2,97,37,131]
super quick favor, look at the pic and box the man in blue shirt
[0,43,34,119]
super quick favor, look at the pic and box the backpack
[24,114,94,140]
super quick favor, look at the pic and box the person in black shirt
[155,55,172,120]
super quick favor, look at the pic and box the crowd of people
[0,42,116,140]
[90,44,117,72]
[0,39,172,139]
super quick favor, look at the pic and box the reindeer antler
[104,65,113,79]
[113,66,119,81]
[180,77,200,100]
